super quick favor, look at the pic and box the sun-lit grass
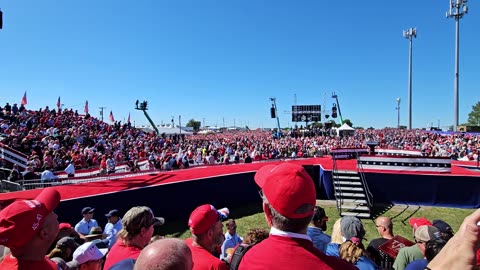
[163,201,475,242]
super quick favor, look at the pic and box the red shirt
[185,238,228,270]
[0,254,57,270]
[103,239,142,270]
[239,235,357,270]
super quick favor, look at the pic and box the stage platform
[0,157,479,225]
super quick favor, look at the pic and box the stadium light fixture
[403,28,416,130]
[446,0,468,131]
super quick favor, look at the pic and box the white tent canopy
[337,123,355,136]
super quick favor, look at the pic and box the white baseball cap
[70,241,108,266]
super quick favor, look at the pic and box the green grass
[160,201,475,242]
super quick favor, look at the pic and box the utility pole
[403,28,416,130]
[447,0,468,131]
[99,107,106,122]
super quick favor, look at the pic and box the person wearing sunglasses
[220,219,243,260]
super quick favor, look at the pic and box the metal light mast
[403,28,416,130]
[396,98,401,128]
[447,0,468,131]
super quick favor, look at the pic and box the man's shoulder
[368,237,388,248]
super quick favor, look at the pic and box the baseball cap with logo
[188,204,228,235]
[254,163,315,219]
[69,241,108,267]
[415,225,440,242]
[0,187,61,249]
[409,217,432,230]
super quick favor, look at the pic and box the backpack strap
[229,244,253,270]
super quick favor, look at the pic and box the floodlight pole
[396,98,401,128]
[403,28,416,130]
[447,0,468,132]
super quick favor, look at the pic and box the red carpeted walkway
[0,157,479,203]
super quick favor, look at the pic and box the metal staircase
[332,152,373,219]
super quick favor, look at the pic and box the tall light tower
[403,28,416,130]
[396,98,401,128]
[447,0,468,131]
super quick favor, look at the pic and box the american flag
[109,111,115,122]
[21,91,27,106]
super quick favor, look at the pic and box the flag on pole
[127,112,131,124]
[21,91,27,106]
[56,96,61,109]
[109,111,115,122]
[84,100,89,114]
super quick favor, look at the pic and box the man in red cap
[0,187,61,270]
[239,163,356,270]
[185,204,228,270]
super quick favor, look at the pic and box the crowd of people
[1,163,480,270]
[1,102,479,183]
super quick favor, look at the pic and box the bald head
[134,238,193,270]
[376,217,393,230]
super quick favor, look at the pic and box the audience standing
[103,206,157,270]
[306,206,331,252]
[68,241,108,270]
[185,204,228,270]
[367,216,395,267]
[0,188,61,270]
[220,219,243,260]
[393,225,440,270]
[75,207,99,239]
[104,209,123,249]
[133,238,193,270]
[238,163,356,270]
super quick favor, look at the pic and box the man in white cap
[67,241,108,270]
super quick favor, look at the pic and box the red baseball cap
[408,217,432,230]
[254,163,315,219]
[188,204,223,235]
[0,188,61,249]
[59,223,72,230]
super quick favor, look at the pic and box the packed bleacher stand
[2,104,479,178]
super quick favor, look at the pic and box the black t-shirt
[367,237,389,266]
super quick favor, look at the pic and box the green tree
[343,119,353,127]
[467,101,480,126]
[186,119,201,131]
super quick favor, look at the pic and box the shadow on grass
[157,202,264,238]
[370,202,422,226]
[370,202,395,220]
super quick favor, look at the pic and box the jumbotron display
[291,105,321,122]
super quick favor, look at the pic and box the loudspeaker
[270,107,276,118]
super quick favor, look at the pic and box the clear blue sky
[1,1,479,129]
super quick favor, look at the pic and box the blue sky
[0,1,478,129]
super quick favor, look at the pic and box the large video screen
[291,105,321,122]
